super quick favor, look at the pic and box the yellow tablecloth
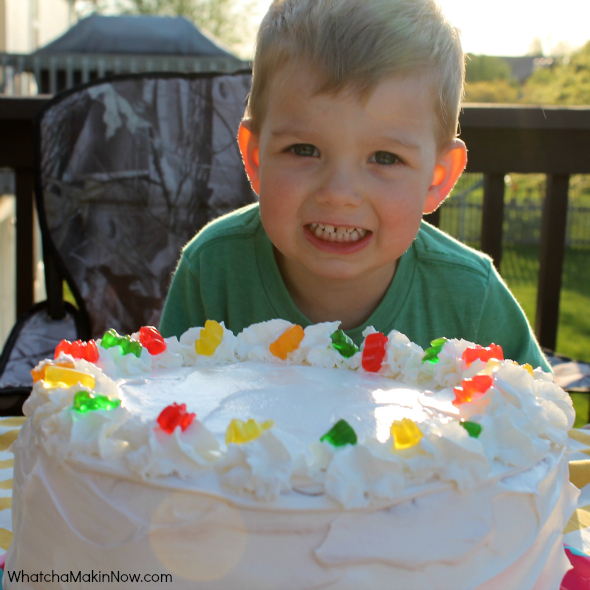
[0,418,590,557]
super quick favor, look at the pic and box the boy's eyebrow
[371,134,421,152]
[270,125,313,138]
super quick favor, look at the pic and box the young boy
[160,0,550,371]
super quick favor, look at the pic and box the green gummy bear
[101,329,122,349]
[101,329,142,357]
[461,421,483,438]
[120,336,143,358]
[330,330,359,359]
[422,337,448,364]
[73,391,121,413]
[320,419,358,447]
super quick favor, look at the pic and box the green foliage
[465,54,513,83]
[101,0,255,55]
[521,42,590,105]
[464,79,519,103]
[464,42,590,106]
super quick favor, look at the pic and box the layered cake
[5,319,579,589]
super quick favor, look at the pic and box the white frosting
[5,322,579,589]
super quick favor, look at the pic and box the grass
[501,245,590,427]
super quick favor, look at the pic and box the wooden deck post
[535,174,570,351]
[480,173,505,270]
[14,168,35,317]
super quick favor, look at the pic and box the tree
[114,0,255,55]
[464,79,519,104]
[73,0,110,18]
[465,54,513,83]
[526,38,544,57]
[521,41,590,106]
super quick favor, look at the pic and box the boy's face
[240,63,465,288]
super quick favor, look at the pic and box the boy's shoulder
[182,203,261,262]
[413,221,494,280]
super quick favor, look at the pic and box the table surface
[0,418,589,558]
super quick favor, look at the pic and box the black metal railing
[2,98,590,352]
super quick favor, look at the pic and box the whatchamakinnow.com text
[5,570,172,584]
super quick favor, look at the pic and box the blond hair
[247,0,464,147]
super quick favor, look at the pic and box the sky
[248,0,590,57]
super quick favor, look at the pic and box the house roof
[35,14,236,58]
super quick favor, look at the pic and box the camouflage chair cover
[0,71,255,413]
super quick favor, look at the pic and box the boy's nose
[314,166,363,208]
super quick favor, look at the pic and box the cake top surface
[21,319,574,509]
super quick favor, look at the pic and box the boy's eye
[370,151,401,166]
[290,144,319,157]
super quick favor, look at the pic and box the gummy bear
[157,403,196,434]
[269,325,304,360]
[453,374,493,407]
[330,330,359,359]
[320,419,357,447]
[54,339,99,363]
[72,391,121,413]
[139,326,167,355]
[225,418,274,444]
[43,365,96,390]
[195,320,224,356]
[422,337,447,364]
[31,360,74,383]
[101,329,123,350]
[461,421,483,438]
[391,418,423,450]
[119,337,143,358]
[362,332,388,372]
[100,329,143,358]
[462,344,504,366]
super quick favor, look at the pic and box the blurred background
[1,0,589,373]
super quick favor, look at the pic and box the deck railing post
[14,167,35,317]
[480,173,505,269]
[535,174,570,351]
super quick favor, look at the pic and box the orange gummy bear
[269,325,304,360]
[453,374,493,407]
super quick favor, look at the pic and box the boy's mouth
[307,223,369,243]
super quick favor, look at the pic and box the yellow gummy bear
[31,360,74,383]
[195,320,224,356]
[43,365,96,390]
[391,418,423,451]
[269,325,304,360]
[225,418,274,445]
[522,363,534,377]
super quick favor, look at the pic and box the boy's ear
[238,120,260,195]
[423,139,467,215]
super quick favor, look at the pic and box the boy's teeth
[308,223,367,242]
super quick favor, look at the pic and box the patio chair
[0,71,255,414]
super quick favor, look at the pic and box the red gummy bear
[139,326,167,355]
[462,344,504,367]
[54,339,99,363]
[157,403,196,434]
[453,374,493,407]
[362,332,388,372]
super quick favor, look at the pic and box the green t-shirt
[160,203,550,371]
